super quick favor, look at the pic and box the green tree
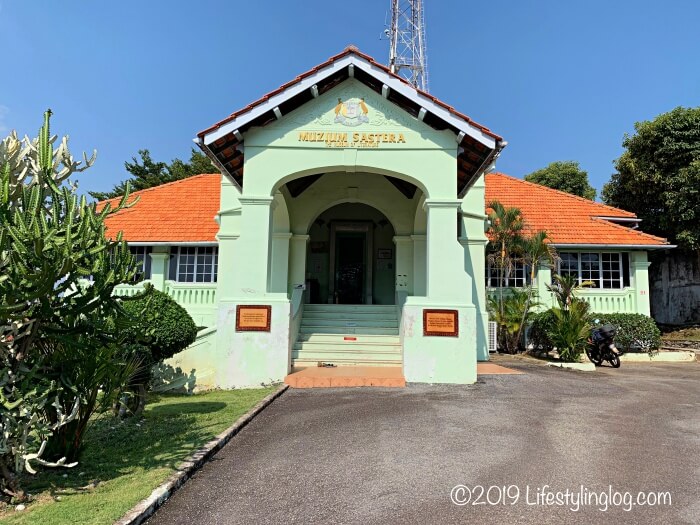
[602,106,700,253]
[0,111,139,499]
[525,161,597,200]
[88,148,218,200]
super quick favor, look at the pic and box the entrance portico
[196,47,505,387]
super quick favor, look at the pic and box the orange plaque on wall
[236,305,271,332]
[423,309,458,337]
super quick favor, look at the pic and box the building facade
[105,48,671,389]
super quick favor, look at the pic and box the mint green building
[108,48,671,389]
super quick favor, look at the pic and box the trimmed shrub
[118,285,198,415]
[122,285,198,362]
[591,313,661,353]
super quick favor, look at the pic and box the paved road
[148,359,700,524]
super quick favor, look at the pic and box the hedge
[527,311,661,354]
[121,285,198,363]
[591,313,661,353]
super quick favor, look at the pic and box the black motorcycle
[586,323,621,368]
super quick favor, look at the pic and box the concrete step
[291,357,402,368]
[298,333,400,344]
[304,304,397,314]
[301,318,399,328]
[299,326,399,335]
[294,347,400,360]
[294,341,400,352]
[302,310,398,321]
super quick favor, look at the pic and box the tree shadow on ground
[20,397,228,497]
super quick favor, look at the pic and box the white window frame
[129,246,151,279]
[173,246,218,283]
[557,252,624,289]
[485,259,529,288]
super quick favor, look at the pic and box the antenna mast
[388,0,429,92]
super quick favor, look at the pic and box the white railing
[164,281,217,307]
[487,287,638,314]
[164,281,217,328]
[579,288,637,314]
[113,282,147,297]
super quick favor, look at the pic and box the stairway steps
[301,319,398,328]
[291,358,402,367]
[302,311,398,320]
[294,343,401,353]
[298,333,400,344]
[299,326,399,335]
[295,304,402,367]
[304,304,396,313]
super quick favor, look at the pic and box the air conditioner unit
[488,321,498,353]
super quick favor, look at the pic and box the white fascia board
[553,243,675,250]
[201,53,498,150]
[594,216,641,223]
[125,241,218,246]
[201,55,355,145]
[351,58,498,150]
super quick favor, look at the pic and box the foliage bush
[549,300,592,362]
[527,310,556,351]
[528,309,661,357]
[591,313,661,353]
[117,285,198,416]
[122,285,198,362]
[487,289,539,353]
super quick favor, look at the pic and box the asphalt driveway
[147,358,700,524]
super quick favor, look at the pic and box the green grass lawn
[1,387,277,525]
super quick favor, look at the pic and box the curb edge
[115,383,289,525]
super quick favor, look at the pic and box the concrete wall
[650,250,700,325]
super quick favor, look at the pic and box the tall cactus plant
[0,111,138,501]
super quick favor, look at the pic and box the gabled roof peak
[196,47,505,192]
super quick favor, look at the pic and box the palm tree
[514,231,557,348]
[547,273,594,310]
[486,200,524,318]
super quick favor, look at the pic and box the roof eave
[552,243,675,250]
[197,51,500,150]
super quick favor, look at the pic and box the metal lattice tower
[388,0,429,92]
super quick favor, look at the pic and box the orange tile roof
[99,172,669,247]
[99,174,220,242]
[485,172,669,246]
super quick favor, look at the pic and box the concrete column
[393,235,413,312]
[411,235,426,297]
[270,233,292,294]
[424,199,471,303]
[288,234,309,295]
[148,248,169,291]
[229,196,274,296]
[536,262,553,310]
[631,251,651,316]
[393,236,414,294]
[460,235,489,360]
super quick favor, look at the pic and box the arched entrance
[306,203,396,305]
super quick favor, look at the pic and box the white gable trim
[199,53,498,150]
[201,55,355,145]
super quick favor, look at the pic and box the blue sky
[1,1,698,198]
